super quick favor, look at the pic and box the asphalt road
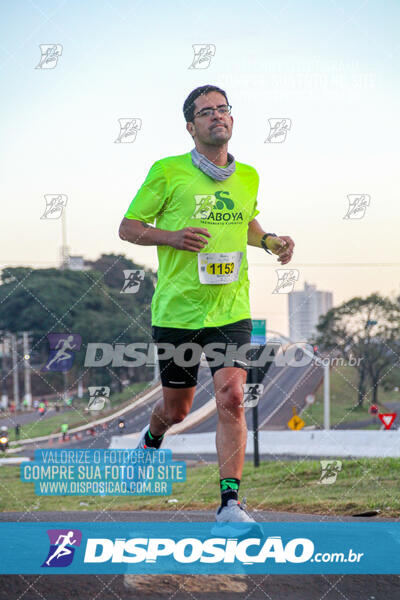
[14,360,325,461]
[0,405,70,428]
[18,368,214,458]
[0,509,391,522]
[190,362,323,433]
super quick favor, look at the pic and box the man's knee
[166,409,189,425]
[216,382,244,411]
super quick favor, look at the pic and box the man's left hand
[267,235,295,265]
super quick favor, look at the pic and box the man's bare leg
[149,386,196,436]
[213,367,248,479]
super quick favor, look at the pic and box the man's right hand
[168,227,211,252]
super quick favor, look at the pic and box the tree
[0,256,156,395]
[316,293,400,407]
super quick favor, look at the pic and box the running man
[121,270,142,293]
[44,335,76,371]
[45,531,77,566]
[119,85,294,526]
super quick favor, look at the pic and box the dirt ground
[0,573,399,599]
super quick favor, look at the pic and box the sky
[0,0,399,336]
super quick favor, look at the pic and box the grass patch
[7,381,151,442]
[1,458,399,516]
[302,365,399,428]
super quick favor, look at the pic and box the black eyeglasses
[193,104,232,119]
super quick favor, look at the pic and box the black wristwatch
[261,232,277,254]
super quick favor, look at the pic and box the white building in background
[67,255,89,271]
[59,253,89,271]
[288,282,333,342]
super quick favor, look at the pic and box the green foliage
[0,257,155,347]
[0,255,156,391]
[315,293,400,405]
[2,458,400,516]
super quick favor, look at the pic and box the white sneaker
[212,498,263,537]
[135,425,163,450]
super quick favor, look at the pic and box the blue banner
[0,522,399,574]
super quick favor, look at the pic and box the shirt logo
[192,191,242,222]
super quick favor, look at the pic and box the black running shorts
[151,319,253,388]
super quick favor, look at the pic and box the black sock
[144,428,164,449]
[220,477,240,507]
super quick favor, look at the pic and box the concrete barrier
[111,430,400,458]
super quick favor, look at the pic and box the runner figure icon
[45,531,77,566]
[121,269,144,293]
[44,335,77,371]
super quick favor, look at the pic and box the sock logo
[220,478,239,491]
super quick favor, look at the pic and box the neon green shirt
[124,152,260,328]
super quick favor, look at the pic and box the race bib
[198,252,243,284]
